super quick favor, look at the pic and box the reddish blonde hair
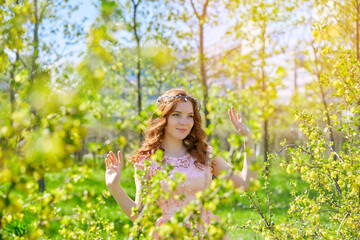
[129,88,210,169]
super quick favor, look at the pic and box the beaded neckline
[163,153,188,159]
[163,153,192,168]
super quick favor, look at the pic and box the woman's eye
[188,115,194,118]
[172,114,180,117]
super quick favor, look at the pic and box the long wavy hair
[129,89,210,169]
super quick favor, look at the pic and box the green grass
[7,158,325,239]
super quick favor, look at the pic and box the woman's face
[164,101,194,140]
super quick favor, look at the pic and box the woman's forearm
[226,137,257,191]
[108,185,139,222]
[241,137,257,186]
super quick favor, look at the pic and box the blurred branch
[9,50,29,69]
[206,43,242,79]
[335,68,360,104]
[5,182,15,207]
[189,0,200,19]
[336,209,351,238]
[246,191,278,239]
[274,144,298,156]
[318,209,339,213]
[39,0,51,22]
[324,141,344,163]
[109,69,136,88]
[263,160,272,224]
[202,0,210,18]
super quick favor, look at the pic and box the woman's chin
[165,132,190,141]
[177,134,190,140]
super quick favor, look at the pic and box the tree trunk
[261,27,268,163]
[356,0,359,60]
[199,23,210,129]
[318,81,335,146]
[294,56,297,92]
[31,0,39,83]
[356,0,360,133]
[312,45,341,195]
[93,152,96,165]
[132,0,143,142]
[9,53,19,128]
[263,118,269,163]
[190,0,210,129]
[312,46,336,148]
[1,183,16,229]
[38,178,45,192]
[31,0,45,193]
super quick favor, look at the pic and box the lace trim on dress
[163,153,192,168]
[135,153,195,177]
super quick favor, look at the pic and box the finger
[105,158,110,169]
[237,113,243,123]
[118,151,122,164]
[232,108,240,125]
[231,107,240,127]
[229,106,236,122]
[231,106,236,120]
[108,152,117,166]
[228,109,232,121]
[228,109,236,126]
[113,151,122,169]
[110,151,117,162]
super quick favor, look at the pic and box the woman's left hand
[228,106,251,137]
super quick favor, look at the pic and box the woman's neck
[161,137,187,157]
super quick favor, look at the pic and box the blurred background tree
[0,0,359,239]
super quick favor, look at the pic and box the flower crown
[157,93,201,110]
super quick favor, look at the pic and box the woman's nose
[179,118,186,125]
[180,116,191,125]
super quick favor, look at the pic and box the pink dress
[134,152,221,233]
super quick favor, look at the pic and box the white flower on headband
[157,94,201,110]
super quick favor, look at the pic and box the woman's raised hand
[105,151,123,189]
[228,106,251,137]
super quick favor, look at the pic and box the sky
[55,1,312,58]
[41,0,99,64]
[44,0,313,95]
[44,0,229,64]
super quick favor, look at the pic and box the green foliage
[0,1,115,239]
[243,50,360,239]
[58,191,117,239]
[1,0,360,239]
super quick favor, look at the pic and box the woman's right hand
[105,151,123,189]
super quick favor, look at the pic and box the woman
[105,89,257,239]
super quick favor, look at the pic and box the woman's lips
[177,128,187,132]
